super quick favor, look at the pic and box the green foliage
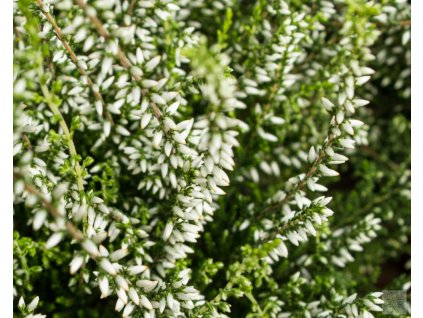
[13,0,410,317]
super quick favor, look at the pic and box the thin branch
[35,0,114,124]
[74,0,162,119]
[127,0,137,17]
[245,292,264,317]
[36,64,84,193]
[361,146,400,171]
[400,19,411,26]
[14,241,31,283]
[14,172,105,262]
[258,136,335,217]
[22,134,33,150]
[196,281,234,315]
[14,172,85,242]
[343,188,402,225]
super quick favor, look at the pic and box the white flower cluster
[14,0,246,315]
[373,0,411,98]
[256,47,375,263]
[13,0,409,317]
[17,296,45,318]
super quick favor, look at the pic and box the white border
[411,0,421,316]
[0,0,418,316]
[0,0,14,316]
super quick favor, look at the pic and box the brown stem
[14,172,85,243]
[22,134,33,150]
[343,189,401,224]
[35,0,114,124]
[258,136,335,217]
[74,0,162,119]
[400,19,411,27]
[361,146,400,171]
[127,0,137,17]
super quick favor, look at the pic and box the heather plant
[13,0,411,317]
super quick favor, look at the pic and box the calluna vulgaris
[13,0,410,317]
